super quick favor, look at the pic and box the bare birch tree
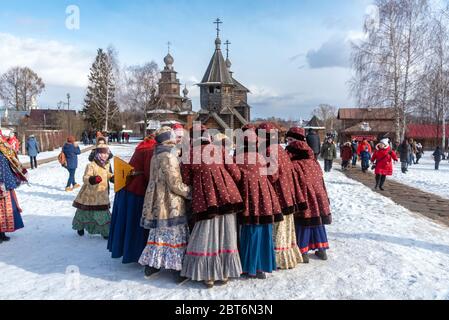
[351,0,430,144]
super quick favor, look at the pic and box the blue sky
[0,0,373,119]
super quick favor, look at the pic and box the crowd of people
[101,123,332,288]
[82,130,131,145]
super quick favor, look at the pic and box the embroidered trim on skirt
[181,214,242,281]
[273,214,302,269]
[240,224,276,276]
[139,224,189,271]
[72,209,111,237]
[0,190,23,233]
[295,223,329,254]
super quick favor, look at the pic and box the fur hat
[95,141,109,151]
[155,126,174,144]
[286,127,306,141]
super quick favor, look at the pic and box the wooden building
[338,107,396,142]
[197,19,251,131]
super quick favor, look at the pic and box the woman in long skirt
[139,127,191,282]
[0,138,25,243]
[108,136,156,263]
[180,125,243,289]
[234,125,283,279]
[72,142,114,239]
[257,123,305,270]
[285,127,332,263]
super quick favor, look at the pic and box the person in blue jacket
[26,135,40,169]
[62,136,81,192]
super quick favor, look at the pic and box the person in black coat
[306,129,321,159]
[433,146,442,170]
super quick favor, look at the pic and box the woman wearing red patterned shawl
[285,127,332,263]
[257,122,305,269]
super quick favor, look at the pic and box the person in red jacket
[371,138,398,191]
[340,142,353,171]
[107,135,157,263]
[357,139,372,157]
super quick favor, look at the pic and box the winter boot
[315,250,328,261]
[0,232,11,242]
[204,280,215,289]
[73,184,81,189]
[144,266,160,279]
[256,272,267,280]
[379,176,386,191]
[302,253,310,263]
[65,187,73,192]
[77,229,84,236]
[220,278,229,285]
[374,175,380,190]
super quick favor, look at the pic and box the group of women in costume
[106,122,332,289]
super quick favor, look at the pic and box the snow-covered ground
[18,143,93,165]
[1,144,449,300]
[390,156,449,200]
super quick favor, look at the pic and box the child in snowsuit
[360,147,371,173]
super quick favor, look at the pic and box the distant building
[26,109,77,130]
[338,107,396,142]
[406,124,449,150]
[146,50,196,132]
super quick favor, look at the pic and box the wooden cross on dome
[224,40,231,59]
[214,18,223,38]
[167,41,171,54]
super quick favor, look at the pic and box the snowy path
[390,157,449,200]
[1,145,449,300]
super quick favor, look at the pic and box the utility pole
[67,93,71,136]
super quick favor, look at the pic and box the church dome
[225,58,232,69]
[183,86,189,97]
[164,53,174,66]
[215,37,222,48]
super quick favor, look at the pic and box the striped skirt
[181,214,242,281]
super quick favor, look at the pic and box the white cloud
[0,33,93,88]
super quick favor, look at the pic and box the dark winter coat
[306,131,321,155]
[433,148,443,162]
[398,142,411,163]
[320,141,337,160]
[286,140,332,227]
[371,145,398,176]
[265,144,307,215]
[26,137,40,157]
[181,142,244,222]
[351,141,358,154]
[340,144,353,161]
[62,142,81,170]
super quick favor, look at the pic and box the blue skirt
[12,192,24,231]
[240,224,276,276]
[107,190,147,264]
[295,223,329,254]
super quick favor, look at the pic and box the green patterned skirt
[72,209,111,237]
